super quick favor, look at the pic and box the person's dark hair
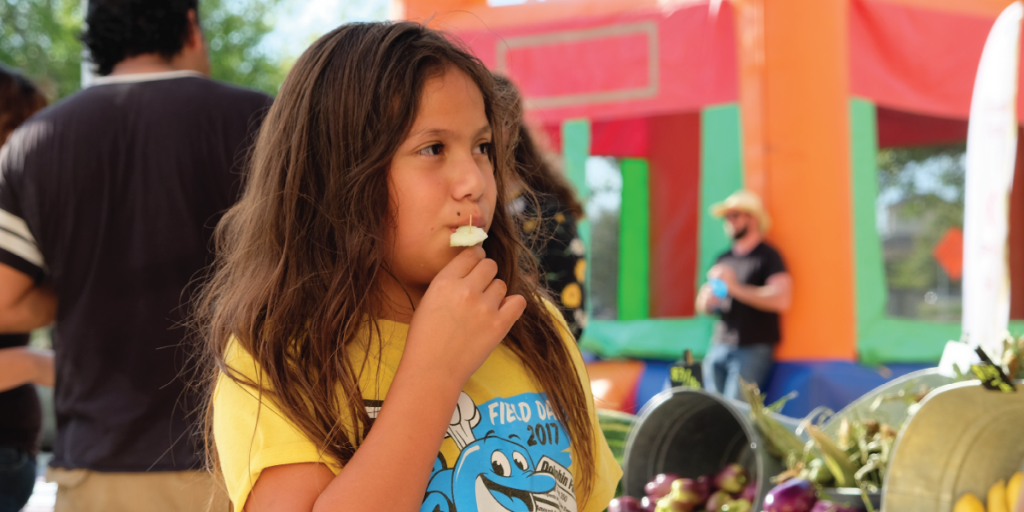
[493,74,585,219]
[0,66,47,145]
[81,0,198,76]
[194,21,597,504]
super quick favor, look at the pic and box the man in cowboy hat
[696,190,792,400]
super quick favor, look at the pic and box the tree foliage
[0,0,287,101]
[201,0,286,96]
[0,0,83,101]
[877,143,966,317]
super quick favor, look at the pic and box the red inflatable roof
[409,0,1023,125]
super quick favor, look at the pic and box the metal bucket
[819,368,955,438]
[622,387,799,509]
[882,380,1024,512]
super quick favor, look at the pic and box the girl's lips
[449,224,486,233]
[449,217,486,231]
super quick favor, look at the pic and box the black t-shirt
[0,72,270,472]
[0,333,41,455]
[710,242,788,347]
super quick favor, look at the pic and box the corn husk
[803,421,859,487]
[740,379,806,461]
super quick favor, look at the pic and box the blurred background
[4,0,1024,508]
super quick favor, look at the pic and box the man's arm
[0,264,56,333]
[0,346,54,392]
[708,264,792,313]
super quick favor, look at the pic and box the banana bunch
[954,472,1023,512]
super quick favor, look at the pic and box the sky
[261,0,391,60]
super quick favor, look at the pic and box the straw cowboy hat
[710,190,772,234]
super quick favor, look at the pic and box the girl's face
[387,67,497,291]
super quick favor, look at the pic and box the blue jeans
[0,447,35,512]
[702,343,775,400]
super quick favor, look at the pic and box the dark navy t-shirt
[0,72,270,471]
[710,242,788,347]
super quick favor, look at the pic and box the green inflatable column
[619,158,650,320]
[562,120,593,322]
[562,120,591,200]
[699,105,745,280]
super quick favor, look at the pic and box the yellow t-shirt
[212,305,622,512]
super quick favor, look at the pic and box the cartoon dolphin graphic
[451,433,557,512]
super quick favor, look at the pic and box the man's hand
[0,264,56,333]
[695,284,721,315]
[707,264,738,291]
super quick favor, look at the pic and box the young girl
[199,22,620,512]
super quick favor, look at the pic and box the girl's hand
[406,246,526,385]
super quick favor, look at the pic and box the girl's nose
[451,152,488,201]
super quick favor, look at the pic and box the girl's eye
[419,143,443,156]
[474,142,491,156]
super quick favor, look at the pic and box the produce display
[760,478,864,512]
[953,471,1023,512]
[1000,337,1024,380]
[612,339,1024,512]
[740,379,919,510]
[607,466,756,512]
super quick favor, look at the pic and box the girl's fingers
[465,257,499,292]
[438,246,486,279]
[497,294,527,327]
[481,278,507,308]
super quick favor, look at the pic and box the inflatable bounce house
[396,0,1024,417]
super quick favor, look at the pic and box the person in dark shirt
[695,190,792,400]
[0,65,51,512]
[495,75,588,339]
[0,1,271,510]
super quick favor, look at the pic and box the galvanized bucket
[882,380,1024,512]
[621,387,799,509]
[819,368,956,438]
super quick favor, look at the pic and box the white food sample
[450,225,488,247]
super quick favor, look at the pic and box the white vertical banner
[962,1,1023,358]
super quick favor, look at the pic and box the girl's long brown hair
[195,21,596,503]
[493,75,584,219]
[0,66,47,145]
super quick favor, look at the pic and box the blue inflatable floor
[608,357,932,419]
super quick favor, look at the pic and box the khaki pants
[46,467,229,512]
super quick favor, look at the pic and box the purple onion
[640,496,657,512]
[724,499,753,512]
[740,482,758,502]
[809,501,859,512]
[714,464,751,493]
[645,473,682,500]
[656,495,696,512]
[608,496,645,512]
[764,479,818,512]
[706,490,733,512]
[694,475,712,501]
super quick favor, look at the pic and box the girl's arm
[0,264,56,333]
[244,247,526,512]
[0,346,54,392]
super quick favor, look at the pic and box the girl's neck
[376,273,425,324]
